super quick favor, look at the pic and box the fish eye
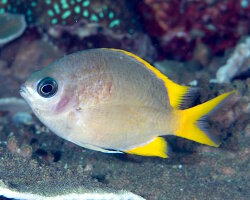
[37,77,58,98]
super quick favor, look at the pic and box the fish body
[20,49,233,158]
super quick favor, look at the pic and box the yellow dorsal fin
[125,137,168,158]
[108,48,190,109]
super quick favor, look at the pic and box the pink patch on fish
[55,96,70,113]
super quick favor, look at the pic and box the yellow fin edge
[108,48,189,110]
[125,137,168,158]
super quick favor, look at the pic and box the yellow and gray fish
[20,49,233,158]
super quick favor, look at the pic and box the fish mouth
[19,84,26,94]
[19,84,29,99]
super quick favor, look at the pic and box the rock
[7,135,18,154]
[0,180,145,200]
[215,37,250,83]
[12,112,33,126]
[19,144,33,158]
[0,97,30,114]
[10,39,64,81]
[192,42,212,67]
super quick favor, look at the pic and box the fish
[20,48,233,158]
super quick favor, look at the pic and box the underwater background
[0,0,249,199]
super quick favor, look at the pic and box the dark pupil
[42,84,53,94]
[37,77,58,98]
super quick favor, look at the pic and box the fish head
[19,61,77,121]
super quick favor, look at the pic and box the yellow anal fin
[175,91,235,147]
[125,137,168,158]
[107,48,194,110]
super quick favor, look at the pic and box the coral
[0,0,138,34]
[1,0,249,61]
[0,13,26,46]
[215,37,250,83]
[0,0,156,60]
[136,0,250,60]
[47,19,156,60]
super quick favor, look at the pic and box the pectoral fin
[125,137,169,158]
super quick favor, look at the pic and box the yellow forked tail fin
[175,91,234,147]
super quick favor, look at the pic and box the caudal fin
[174,91,234,147]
